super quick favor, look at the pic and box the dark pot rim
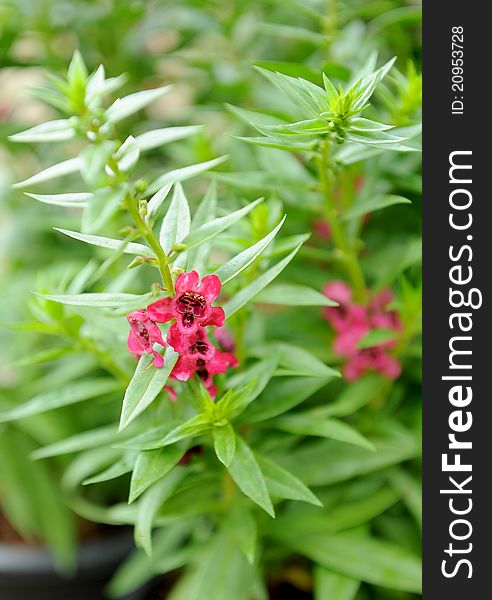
[0,529,134,575]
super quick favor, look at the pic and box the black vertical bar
[424,1,491,597]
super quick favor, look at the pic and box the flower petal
[147,297,174,322]
[175,270,200,295]
[204,306,225,328]
[153,351,165,368]
[198,274,221,303]
[323,280,352,305]
[167,322,197,353]
[171,355,196,381]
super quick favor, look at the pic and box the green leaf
[119,348,179,430]
[357,328,397,349]
[32,425,120,459]
[314,567,360,600]
[235,135,317,152]
[0,429,76,572]
[179,198,263,252]
[258,23,329,46]
[256,283,337,306]
[272,487,398,537]
[224,505,257,564]
[26,192,91,207]
[281,427,420,487]
[388,469,422,529]
[224,244,302,317]
[13,157,81,188]
[227,435,274,517]
[167,533,254,600]
[342,194,411,221]
[147,183,173,222]
[39,291,152,308]
[108,523,192,597]
[9,119,76,143]
[256,454,321,506]
[287,531,421,593]
[0,379,119,422]
[214,217,285,284]
[254,342,339,378]
[129,445,185,503]
[147,156,228,195]
[349,117,393,132]
[131,126,202,152]
[134,469,185,556]
[54,227,155,258]
[273,414,375,451]
[352,57,396,111]
[150,413,212,448]
[160,182,191,253]
[83,455,135,485]
[81,187,125,233]
[213,423,236,467]
[220,357,280,420]
[105,86,171,123]
[241,376,330,424]
[323,374,386,417]
[187,180,217,271]
[67,49,88,89]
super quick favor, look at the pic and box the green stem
[318,139,366,301]
[124,193,175,295]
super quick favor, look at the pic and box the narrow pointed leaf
[135,469,185,556]
[54,228,155,257]
[32,425,120,459]
[119,348,179,430]
[180,198,263,252]
[256,454,322,506]
[129,445,185,503]
[256,283,337,306]
[342,195,411,221]
[39,292,152,308]
[83,456,135,485]
[227,436,274,517]
[214,217,285,284]
[213,423,236,467]
[314,567,360,600]
[13,157,81,188]
[159,182,191,253]
[9,119,75,143]
[147,183,173,221]
[105,86,171,123]
[131,126,202,153]
[27,192,91,207]
[147,156,228,195]
[273,414,375,451]
[223,243,302,317]
[0,379,119,422]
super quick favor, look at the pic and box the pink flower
[147,271,225,335]
[322,281,402,381]
[313,219,332,240]
[127,310,166,367]
[167,324,238,397]
[214,326,236,353]
[344,348,401,381]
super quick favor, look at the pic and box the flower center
[130,318,150,343]
[190,340,209,355]
[196,358,209,381]
[176,292,207,326]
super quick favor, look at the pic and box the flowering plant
[1,11,422,596]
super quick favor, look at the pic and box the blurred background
[0,1,421,598]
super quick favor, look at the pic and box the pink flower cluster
[323,281,402,381]
[127,271,237,397]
